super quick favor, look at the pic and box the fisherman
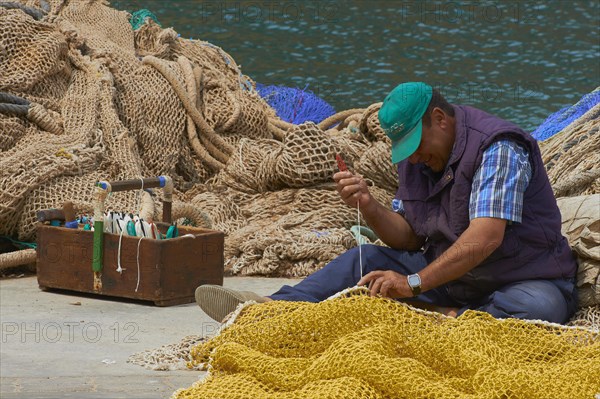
[195,82,578,324]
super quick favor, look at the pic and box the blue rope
[531,88,600,141]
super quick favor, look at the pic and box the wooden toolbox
[36,177,224,306]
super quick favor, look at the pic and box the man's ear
[432,107,446,128]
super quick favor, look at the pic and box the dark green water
[113,0,599,131]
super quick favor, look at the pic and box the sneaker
[195,285,268,322]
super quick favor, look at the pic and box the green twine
[130,9,161,30]
[350,225,379,245]
[0,236,37,250]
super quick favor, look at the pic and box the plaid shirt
[393,139,531,224]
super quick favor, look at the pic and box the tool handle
[96,177,166,192]
[36,208,65,222]
[335,154,348,172]
[63,201,76,222]
[96,176,173,223]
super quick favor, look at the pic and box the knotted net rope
[0,0,393,277]
[539,99,600,197]
[4,1,596,282]
[170,289,600,399]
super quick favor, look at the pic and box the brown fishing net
[0,0,394,278]
[1,2,598,296]
[127,335,207,372]
[540,101,600,197]
[557,194,600,307]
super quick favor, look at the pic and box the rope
[269,117,295,131]
[27,103,63,134]
[130,9,161,30]
[187,65,232,166]
[220,85,242,133]
[0,103,28,116]
[0,92,30,105]
[359,102,383,134]
[268,121,286,140]
[0,2,46,20]
[339,113,362,130]
[139,191,155,222]
[171,202,213,228]
[116,226,125,273]
[201,79,243,133]
[142,55,234,156]
[0,248,36,270]
[199,133,230,164]
[176,56,225,171]
[318,108,365,130]
[357,202,363,278]
[553,169,600,197]
[193,66,204,110]
[135,237,143,292]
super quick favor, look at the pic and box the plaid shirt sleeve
[469,139,532,223]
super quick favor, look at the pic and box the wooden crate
[36,224,224,306]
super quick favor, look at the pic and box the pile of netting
[170,289,600,399]
[532,88,600,141]
[2,1,598,280]
[255,83,336,125]
[0,0,395,277]
[539,100,600,197]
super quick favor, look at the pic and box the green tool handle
[92,221,104,273]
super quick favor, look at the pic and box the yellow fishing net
[173,290,600,399]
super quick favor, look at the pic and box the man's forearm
[361,201,424,251]
[419,218,506,292]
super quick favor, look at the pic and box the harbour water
[114,0,599,131]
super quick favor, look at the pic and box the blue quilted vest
[395,105,577,302]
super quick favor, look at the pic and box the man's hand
[334,171,374,211]
[357,270,413,298]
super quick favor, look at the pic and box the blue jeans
[269,245,578,324]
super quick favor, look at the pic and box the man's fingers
[369,277,384,297]
[357,271,382,287]
[339,184,358,199]
[333,171,353,182]
[338,176,363,189]
[380,280,398,298]
[380,281,390,297]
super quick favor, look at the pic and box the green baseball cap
[378,82,433,163]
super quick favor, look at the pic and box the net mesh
[171,289,600,399]
[0,0,393,278]
[1,2,598,303]
[255,83,336,125]
[127,335,206,372]
[532,88,600,141]
[539,100,600,197]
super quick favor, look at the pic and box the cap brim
[391,119,422,163]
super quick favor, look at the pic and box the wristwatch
[407,273,422,296]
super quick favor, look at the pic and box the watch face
[408,274,421,287]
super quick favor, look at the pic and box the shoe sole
[195,285,248,322]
